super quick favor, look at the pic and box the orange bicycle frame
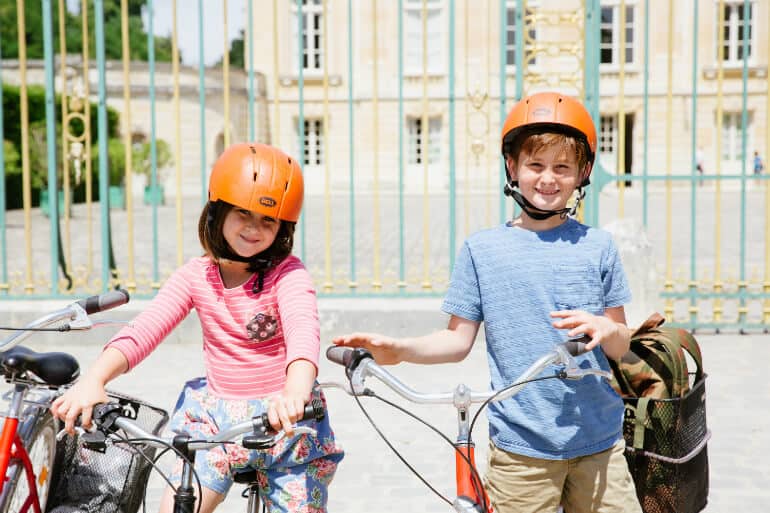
[455,442,493,513]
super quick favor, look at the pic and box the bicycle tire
[0,411,57,513]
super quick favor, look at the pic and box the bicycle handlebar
[85,398,326,452]
[75,289,130,315]
[0,289,131,351]
[324,336,610,407]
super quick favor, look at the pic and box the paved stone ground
[1,304,767,512]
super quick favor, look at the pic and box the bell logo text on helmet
[259,196,277,208]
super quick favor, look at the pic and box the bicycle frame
[324,341,610,513]
[0,385,54,513]
[90,399,324,513]
[0,290,130,513]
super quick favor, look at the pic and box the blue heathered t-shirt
[441,218,632,460]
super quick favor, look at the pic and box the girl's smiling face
[222,207,280,258]
[508,144,581,214]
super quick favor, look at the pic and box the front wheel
[0,412,57,513]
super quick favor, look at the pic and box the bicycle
[0,290,131,513]
[82,396,326,513]
[323,338,612,513]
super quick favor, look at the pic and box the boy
[333,92,642,512]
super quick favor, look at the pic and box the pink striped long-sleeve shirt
[106,255,320,399]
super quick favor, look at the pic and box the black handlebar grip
[563,335,593,356]
[254,398,326,433]
[75,289,130,315]
[325,346,354,366]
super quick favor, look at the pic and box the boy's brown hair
[506,129,591,174]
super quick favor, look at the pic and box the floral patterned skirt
[167,377,344,512]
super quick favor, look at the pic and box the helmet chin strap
[503,182,585,221]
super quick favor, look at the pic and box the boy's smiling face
[508,144,581,215]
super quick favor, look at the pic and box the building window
[404,0,443,74]
[718,1,753,63]
[598,114,617,173]
[297,118,324,166]
[292,0,324,72]
[600,115,617,155]
[720,112,751,163]
[505,1,537,70]
[600,2,635,65]
[407,116,441,165]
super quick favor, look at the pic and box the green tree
[90,137,173,187]
[0,0,176,62]
[226,29,245,69]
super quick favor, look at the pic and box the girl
[52,142,344,513]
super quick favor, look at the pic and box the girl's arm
[50,347,129,434]
[267,358,317,435]
[332,314,481,365]
[272,260,322,434]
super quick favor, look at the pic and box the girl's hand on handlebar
[268,390,308,437]
[331,332,405,365]
[268,359,316,436]
[50,375,109,435]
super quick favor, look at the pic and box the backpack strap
[608,357,634,397]
[674,329,704,383]
[629,312,665,338]
[633,397,650,449]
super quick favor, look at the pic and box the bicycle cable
[112,434,205,513]
[369,392,489,509]
[348,385,453,507]
[0,325,73,332]
[468,374,562,441]
[466,373,563,512]
[349,371,566,512]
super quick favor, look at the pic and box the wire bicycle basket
[47,390,169,513]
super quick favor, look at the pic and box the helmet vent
[285,182,289,191]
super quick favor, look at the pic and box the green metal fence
[0,0,768,331]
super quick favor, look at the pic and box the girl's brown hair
[197,201,296,273]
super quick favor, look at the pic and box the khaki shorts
[485,439,642,513]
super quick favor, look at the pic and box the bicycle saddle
[0,346,80,386]
[233,469,258,484]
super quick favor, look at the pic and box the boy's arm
[332,315,481,365]
[550,306,631,360]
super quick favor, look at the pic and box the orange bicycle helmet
[208,142,304,222]
[501,92,597,187]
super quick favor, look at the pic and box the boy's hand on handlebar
[50,376,109,435]
[331,332,405,365]
[550,309,631,360]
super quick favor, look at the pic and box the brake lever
[66,304,93,330]
[563,367,613,381]
[242,426,317,449]
[553,343,612,381]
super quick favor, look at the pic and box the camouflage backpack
[609,312,704,451]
